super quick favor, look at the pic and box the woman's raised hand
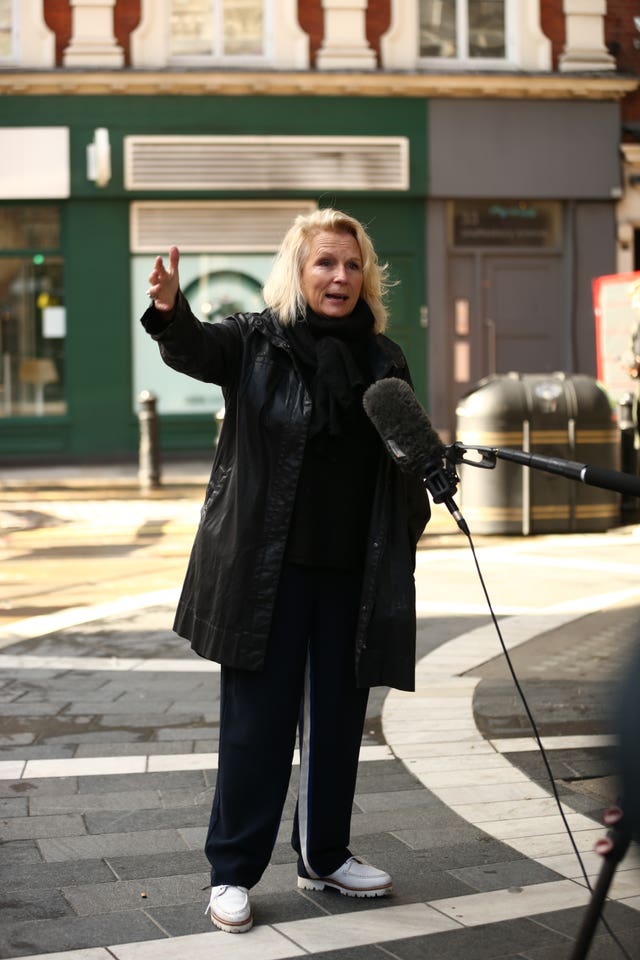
[147,245,180,312]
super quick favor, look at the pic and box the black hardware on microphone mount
[421,456,469,535]
[445,441,499,471]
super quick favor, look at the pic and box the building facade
[0,0,637,459]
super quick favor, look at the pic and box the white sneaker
[297,856,392,898]
[206,885,253,933]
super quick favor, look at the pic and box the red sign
[593,270,640,402]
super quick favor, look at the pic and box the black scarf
[284,299,375,438]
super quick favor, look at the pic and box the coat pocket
[200,466,230,522]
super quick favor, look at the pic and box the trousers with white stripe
[205,563,370,889]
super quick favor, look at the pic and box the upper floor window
[0,0,14,60]
[420,0,505,62]
[0,0,55,66]
[169,0,266,62]
[132,0,307,70]
[382,0,550,72]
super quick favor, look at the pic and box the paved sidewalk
[1,462,640,959]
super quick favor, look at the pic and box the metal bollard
[138,390,161,492]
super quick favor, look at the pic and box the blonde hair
[262,208,391,333]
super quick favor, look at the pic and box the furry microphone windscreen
[362,377,445,476]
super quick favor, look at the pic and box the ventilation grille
[130,200,318,252]
[124,136,409,192]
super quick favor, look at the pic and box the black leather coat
[142,293,430,691]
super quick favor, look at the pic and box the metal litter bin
[455,372,620,535]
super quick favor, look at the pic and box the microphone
[363,378,469,534]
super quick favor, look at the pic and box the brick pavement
[1,463,640,958]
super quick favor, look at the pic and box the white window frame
[168,0,270,66]
[420,0,508,68]
[381,0,551,72]
[0,0,55,67]
[0,0,16,62]
[132,0,308,70]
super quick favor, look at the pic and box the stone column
[559,0,615,72]
[63,0,124,68]
[316,0,376,71]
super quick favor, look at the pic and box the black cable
[462,526,633,960]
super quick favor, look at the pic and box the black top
[285,347,383,572]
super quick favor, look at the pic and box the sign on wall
[0,128,69,198]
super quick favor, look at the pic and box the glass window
[131,253,272,415]
[170,0,264,60]
[469,0,505,58]
[420,0,456,58]
[420,0,505,61]
[0,0,13,58]
[0,207,66,418]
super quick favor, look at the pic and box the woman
[142,208,430,934]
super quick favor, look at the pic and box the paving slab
[0,912,166,959]
[1,813,86,841]
[0,859,115,889]
[105,850,208,882]
[381,917,571,960]
[37,829,191,863]
[60,873,210,917]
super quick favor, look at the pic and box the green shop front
[0,95,428,461]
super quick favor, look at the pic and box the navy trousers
[205,563,369,889]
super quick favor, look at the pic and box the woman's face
[300,230,364,319]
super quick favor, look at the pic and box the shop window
[130,200,317,415]
[0,207,66,418]
[420,0,505,61]
[170,0,266,61]
[132,253,272,415]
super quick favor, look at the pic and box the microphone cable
[456,519,633,960]
[359,376,632,956]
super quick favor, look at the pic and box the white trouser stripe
[298,645,318,879]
